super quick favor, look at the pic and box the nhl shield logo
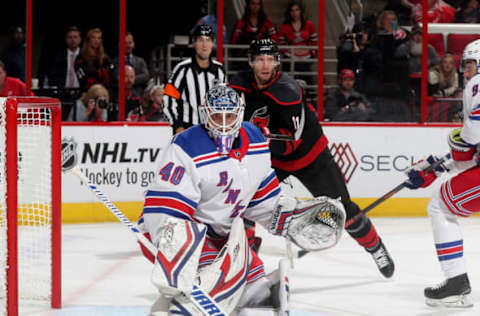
[61,137,78,172]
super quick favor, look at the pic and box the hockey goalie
[137,84,346,315]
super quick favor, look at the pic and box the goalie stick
[296,153,452,258]
[69,166,226,316]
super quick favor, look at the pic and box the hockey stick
[344,153,451,228]
[69,166,226,316]
[267,133,295,141]
[296,153,451,258]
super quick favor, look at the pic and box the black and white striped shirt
[163,57,226,130]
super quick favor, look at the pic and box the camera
[343,32,363,40]
[339,32,363,53]
[94,97,109,109]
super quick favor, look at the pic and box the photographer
[336,20,383,90]
[67,83,109,122]
[324,69,373,121]
[337,25,365,73]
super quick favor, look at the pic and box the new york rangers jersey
[461,73,480,146]
[437,74,480,217]
[139,122,281,241]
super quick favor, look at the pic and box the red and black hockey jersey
[230,71,328,171]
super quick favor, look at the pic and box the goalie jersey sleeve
[462,74,480,146]
[139,123,281,243]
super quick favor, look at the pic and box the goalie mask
[199,84,245,155]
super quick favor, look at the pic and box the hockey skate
[369,240,394,278]
[425,273,473,308]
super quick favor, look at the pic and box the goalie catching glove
[269,195,346,251]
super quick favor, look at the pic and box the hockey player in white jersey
[405,39,480,308]
[137,83,346,315]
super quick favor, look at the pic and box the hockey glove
[404,155,448,189]
[270,196,346,251]
[448,128,475,161]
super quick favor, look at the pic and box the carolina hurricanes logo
[250,106,270,128]
[252,116,268,128]
[329,143,358,183]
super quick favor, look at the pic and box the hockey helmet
[199,83,245,155]
[192,24,215,41]
[248,38,280,66]
[461,39,480,72]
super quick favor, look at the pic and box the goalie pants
[199,236,265,283]
[427,165,480,278]
[275,149,381,250]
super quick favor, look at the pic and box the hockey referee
[163,24,226,134]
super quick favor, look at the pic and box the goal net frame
[2,97,61,315]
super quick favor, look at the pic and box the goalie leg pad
[149,294,170,315]
[236,259,290,316]
[169,288,226,316]
[197,216,252,315]
[151,216,207,297]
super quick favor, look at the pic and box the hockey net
[0,97,61,315]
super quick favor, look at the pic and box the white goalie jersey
[139,123,281,242]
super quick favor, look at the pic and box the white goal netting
[0,98,60,314]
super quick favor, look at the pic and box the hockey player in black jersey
[230,38,395,278]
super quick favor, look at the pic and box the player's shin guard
[428,189,467,278]
[346,213,394,278]
[424,190,472,307]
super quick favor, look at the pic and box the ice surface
[21,218,480,316]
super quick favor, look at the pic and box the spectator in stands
[376,10,407,41]
[374,10,408,88]
[191,0,227,43]
[394,25,440,74]
[231,0,278,44]
[124,65,143,114]
[49,26,82,88]
[67,84,109,122]
[454,0,480,23]
[110,65,143,121]
[1,25,26,82]
[412,0,456,24]
[278,0,317,84]
[114,32,149,95]
[428,53,459,97]
[279,0,317,59]
[324,69,373,121]
[0,60,33,97]
[384,0,422,25]
[74,28,114,90]
[336,21,383,81]
[128,84,169,122]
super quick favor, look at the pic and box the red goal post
[1,97,61,315]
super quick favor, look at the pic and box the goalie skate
[425,273,473,308]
